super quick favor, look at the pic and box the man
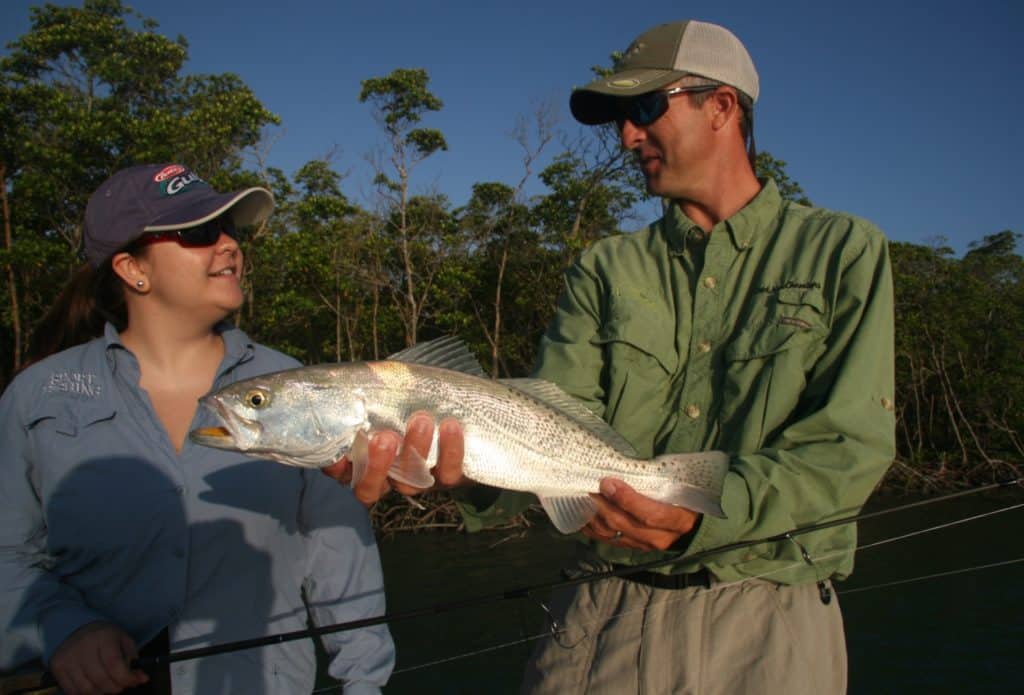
[335,19,895,694]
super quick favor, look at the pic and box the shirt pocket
[27,399,118,485]
[27,398,116,436]
[26,400,159,540]
[591,306,678,453]
[719,289,829,448]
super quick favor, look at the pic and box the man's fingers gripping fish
[190,337,729,533]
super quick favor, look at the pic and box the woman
[0,164,394,694]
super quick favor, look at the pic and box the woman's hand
[50,621,149,695]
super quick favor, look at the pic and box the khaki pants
[521,568,846,695]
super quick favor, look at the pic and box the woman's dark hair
[24,259,129,367]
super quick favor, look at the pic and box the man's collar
[723,178,781,250]
[663,178,783,252]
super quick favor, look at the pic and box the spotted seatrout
[190,337,728,533]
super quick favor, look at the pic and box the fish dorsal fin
[500,378,638,457]
[387,336,488,378]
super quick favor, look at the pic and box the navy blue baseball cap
[83,163,274,267]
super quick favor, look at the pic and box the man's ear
[709,88,741,132]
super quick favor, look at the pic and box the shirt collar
[663,202,704,255]
[218,323,255,368]
[662,178,783,253]
[103,321,255,376]
[723,178,782,250]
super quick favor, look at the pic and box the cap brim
[144,187,275,232]
[570,68,689,125]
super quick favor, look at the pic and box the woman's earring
[136,280,146,289]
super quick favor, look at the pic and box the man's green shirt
[460,180,895,585]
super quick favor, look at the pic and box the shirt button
[703,276,717,289]
[691,229,706,242]
[697,340,712,353]
[173,548,186,558]
[685,404,701,419]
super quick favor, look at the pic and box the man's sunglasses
[132,217,238,249]
[615,84,721,128]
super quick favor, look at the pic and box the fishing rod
[135,476,1024,666]
[7,477,1022,694]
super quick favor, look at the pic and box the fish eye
[245,389,271,409]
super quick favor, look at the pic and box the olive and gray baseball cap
[570,20,759,125]
[83,163,274,267]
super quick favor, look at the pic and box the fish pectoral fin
[388,446,436,489]
[536,493,598,534]
[348,430,371,488]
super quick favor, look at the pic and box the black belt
[615,566,711,590]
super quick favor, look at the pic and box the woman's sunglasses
[132,217,238,249]
[615,84,721,129]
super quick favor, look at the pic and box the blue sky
[2,0,1020,256]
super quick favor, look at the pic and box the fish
[190,337,729,534]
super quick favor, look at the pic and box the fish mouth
[189,425,234,447]
[189,396,261,450]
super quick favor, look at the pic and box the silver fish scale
[365,361,715,499]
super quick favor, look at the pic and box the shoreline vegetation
[2,2,1021,532]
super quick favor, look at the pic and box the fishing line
[368,492,1024,678]
[312,486,1024,687]
[133,476,1024,666]
[308,631,554,693]
[835,557,1024,596]
[392,634,546,675]
[855,500,1024,552]
[11,478,1021,694]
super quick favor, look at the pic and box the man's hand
[321,412,466,507]
[50,621,149,695]
[582,478,700,551]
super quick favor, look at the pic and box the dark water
[372,493,1024,694]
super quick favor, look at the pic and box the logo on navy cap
[153,164,203,196]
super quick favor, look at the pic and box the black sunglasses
[615,84,721,128]
[133,217,238,249]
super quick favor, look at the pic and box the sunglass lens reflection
[617,92,668,129]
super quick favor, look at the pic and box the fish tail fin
[652,450,730,518]
[349,430,437,490]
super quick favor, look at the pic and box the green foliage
[890,234,1024,487]
[533,150,639,260]
[405,128,448,158]
[359,68,451,346]
[755,152,811,205]
[1,0,277,242]
[3,9,1018,492]
[359,68,448,158]
[0,0,278,376]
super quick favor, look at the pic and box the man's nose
[619,119,646,149]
